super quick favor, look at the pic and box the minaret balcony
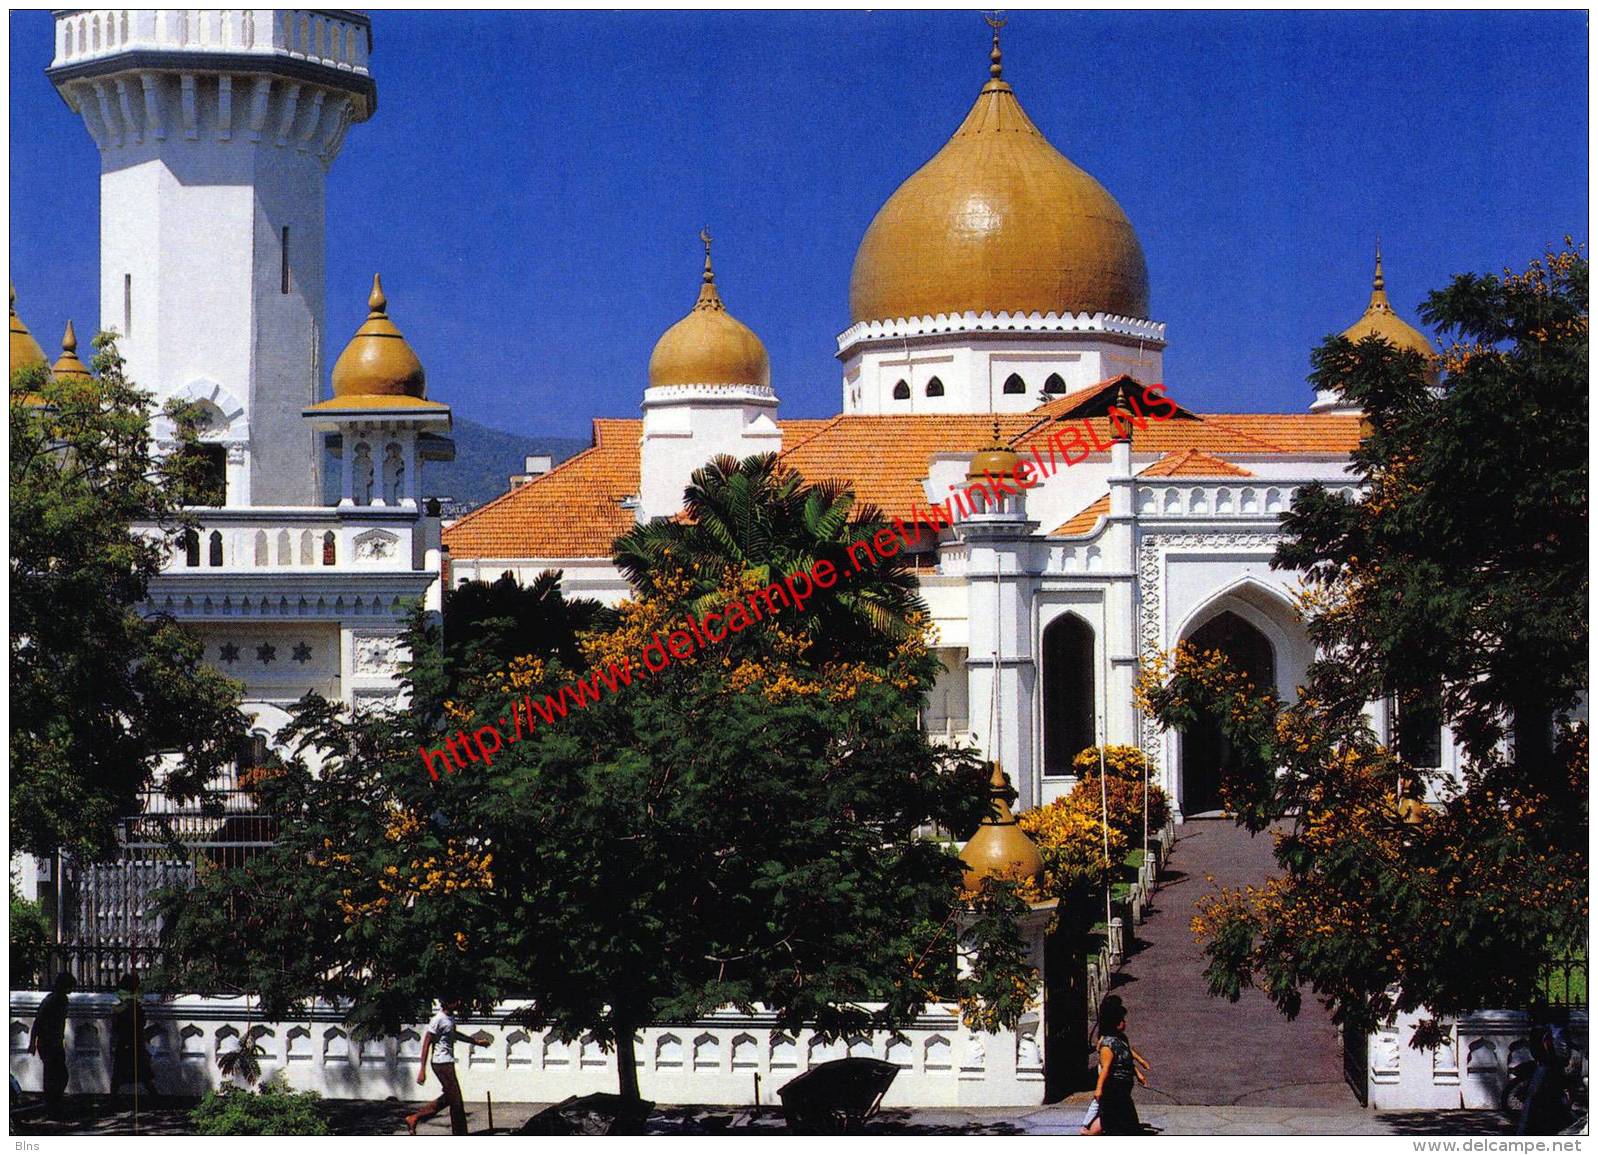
[52,10,371,77]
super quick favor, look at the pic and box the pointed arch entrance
[1179,610,1275,815]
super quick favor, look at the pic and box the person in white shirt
[406,999,490,1135]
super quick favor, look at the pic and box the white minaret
[48,9,376,506]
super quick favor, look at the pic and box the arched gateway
[1178,611,1275,815]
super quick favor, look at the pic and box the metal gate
[48,788,276,990]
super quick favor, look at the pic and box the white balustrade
[53,10,371,75]
[8,995,1045,1108]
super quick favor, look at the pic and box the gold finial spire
[694,228,725,312]
[985,11,1006,80]
[52,320,92,381]
[367,273,388,317]
[1364,240,1393,314]
[10,282,49,375]
[1373,238,1385,292]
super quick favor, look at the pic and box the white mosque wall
[639,386,782,522]
[842,332,1165,416]
[7,995,1047,1108]
[447,557,634,608]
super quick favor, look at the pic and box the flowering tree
[1137,246,1588,1044]
[159,461,1035,1105]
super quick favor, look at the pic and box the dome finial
[368,273,387,317]
[9,282,49,375]
[693,229,726,313]
[985,11,1006,80]
[1372,238,1385,292]
[52,319,93,381]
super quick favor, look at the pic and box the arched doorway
[1180,611,1274,814]
[1041,613,1095,776]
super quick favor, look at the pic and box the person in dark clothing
[1517,1025,1575,1135]
[28,972,75,1115]
[110,971,155,1105]
[1092,998,1145,1135]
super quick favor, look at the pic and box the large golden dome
[648,235,770,388]
[848,34,1149,324]
[10,284,48,375]
[329,275,428,402]
[1341,248,1435,360]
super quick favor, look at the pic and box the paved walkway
[13,1097,1516,1136]
[1112,817,1355,1108]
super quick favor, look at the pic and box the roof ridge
[1184,416,1287,453]
[775,413,846,461]
[444,421,614,533]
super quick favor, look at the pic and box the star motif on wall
[218,643,240,664]
[291,643,313,664]
[256,643,277,665]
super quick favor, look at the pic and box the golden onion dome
[1342,247,1436,366]
[10,284,48,376]
[958,761,1045,894]
[329,275,428,403]
[648,233,771,388]
[968,420,1021,481]
[848,28,1149,324]
[51,320,92,381]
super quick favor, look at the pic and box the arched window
[1044,373,1067,394]
[208,531,224,567]
[892,380,910,401]
[176,442,227,506]
[1002,373,1027,395]
[322,531,337,566]
[253,530,269,566]
[925,377,944,398]
[1042,614,1095,775]
[182,529,200,568]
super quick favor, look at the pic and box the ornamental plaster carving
[352,529,399,562]
[352,634,402,675]
[1135,532,1280,778]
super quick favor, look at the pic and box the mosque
[12,9,1471,1109]
[440,23,1446,817]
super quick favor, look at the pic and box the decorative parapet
[1135,481,1361,520]
[837,310,1167,356]
[52,10,371,75]
[1364,1007,1589,1111]
[8,995,1045,1108]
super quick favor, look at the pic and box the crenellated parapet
[48,9,373,165]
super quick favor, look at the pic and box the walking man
[406,999,490,1135]
[28,972,75,1116]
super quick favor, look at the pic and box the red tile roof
[443,399,1364,560]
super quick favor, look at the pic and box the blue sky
[9,10,1588,439]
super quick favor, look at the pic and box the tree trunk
[615,1019,641,1105]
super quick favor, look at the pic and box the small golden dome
[51,320,92,381]
[849,28,1149,324]
[11,284,49,376]
[648,232,770,388]
[959,761,1045,894]
[1341,247,1436,365]
[329,275,428,403]
[967,420,1021,481]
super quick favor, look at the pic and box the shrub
[189,1072,329,1136]
[1017,792,1127,904]
[10,885,50,988]
[1069,745,1169,838]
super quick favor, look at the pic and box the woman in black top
[1093,1000,1144,1135]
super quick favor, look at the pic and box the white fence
[9,995,1046,1108]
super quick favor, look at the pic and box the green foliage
[1140,246,1589,1041]
[1067,745,1170,840]
[158,459,1031,1101]
[189,1073,328,1136]
[10,885,50,988]
[613,453,926,661]
[10,336,246,858]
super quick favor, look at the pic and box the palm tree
[612,453,926,661]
